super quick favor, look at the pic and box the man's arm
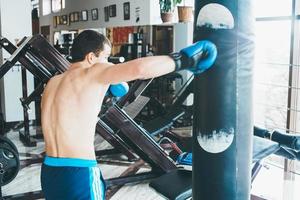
[89,56,175,85]
[89,40,217,85]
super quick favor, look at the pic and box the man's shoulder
[89,62,113,72]
[45,74,64,91]
[86,63,113,82]
[49,74,63,84]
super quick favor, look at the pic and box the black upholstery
[149,170,192,200]
[149,136,281,200]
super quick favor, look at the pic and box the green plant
[175,0,183,4]
[160,0,183,13]
[174,0,187,6]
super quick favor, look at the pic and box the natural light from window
[42,0,51,16]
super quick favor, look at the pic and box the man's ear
[85,52,94,64]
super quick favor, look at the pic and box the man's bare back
[41,47,175,162]
[41,64,109,160]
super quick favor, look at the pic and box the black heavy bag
[192,1,255,199]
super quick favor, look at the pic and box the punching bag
[192,1,255,199]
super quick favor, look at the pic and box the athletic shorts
[41,156,106,200]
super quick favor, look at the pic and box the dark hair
[70,30,111,62]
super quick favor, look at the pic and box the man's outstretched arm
[91,56,175,85]
[90,40,217,85]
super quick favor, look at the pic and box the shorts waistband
[44,156,97,167]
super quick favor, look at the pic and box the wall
[0,0,35,122]
[39,0,161,44]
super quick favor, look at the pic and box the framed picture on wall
[74,12,80,22]
[109,4,117,17]
[80,10,88,21]
[123,2,130,20]
[69,13,74,23]
[59,15,64,25]
[61,15,68,25]
[56,16,60,25]
[104,6,109,22]
[91,8,98,20]
[53,16,57,28]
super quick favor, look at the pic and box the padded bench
[149,136,280,200]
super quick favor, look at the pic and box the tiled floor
[2,127,300,200]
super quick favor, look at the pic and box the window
[51,0,65,13]
[254,20,291,132]
[254,0,292,17]
[42,0,51,16]
[253,0,300,198]
[62,0,65,9]
[253,0,300,151]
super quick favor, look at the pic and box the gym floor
[2,126,300,200]
[2,126,165,200]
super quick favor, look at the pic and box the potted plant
[159,0,176,23]
[176,0,193,22]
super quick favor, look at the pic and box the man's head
[71,30,111,64]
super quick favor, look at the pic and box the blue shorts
[41,156,106,200]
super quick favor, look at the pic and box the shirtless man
[40,30,217,200]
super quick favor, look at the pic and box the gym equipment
[176,152,192,166]
[0,136,19,190]
[149,127,299,200]
[254,126,300,160]
[170,40,217,74]
[118,32,147,61]
[108,56,125,64]
[0,36,68,146]
[102,77,210,186]
[105,104,177,173]
[192,0,255,199]
[142,76,194,136]
[134,72,187,124]
[150,170,192,200]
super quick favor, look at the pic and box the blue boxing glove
[169,40,217,74]
[108,82,129,97]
